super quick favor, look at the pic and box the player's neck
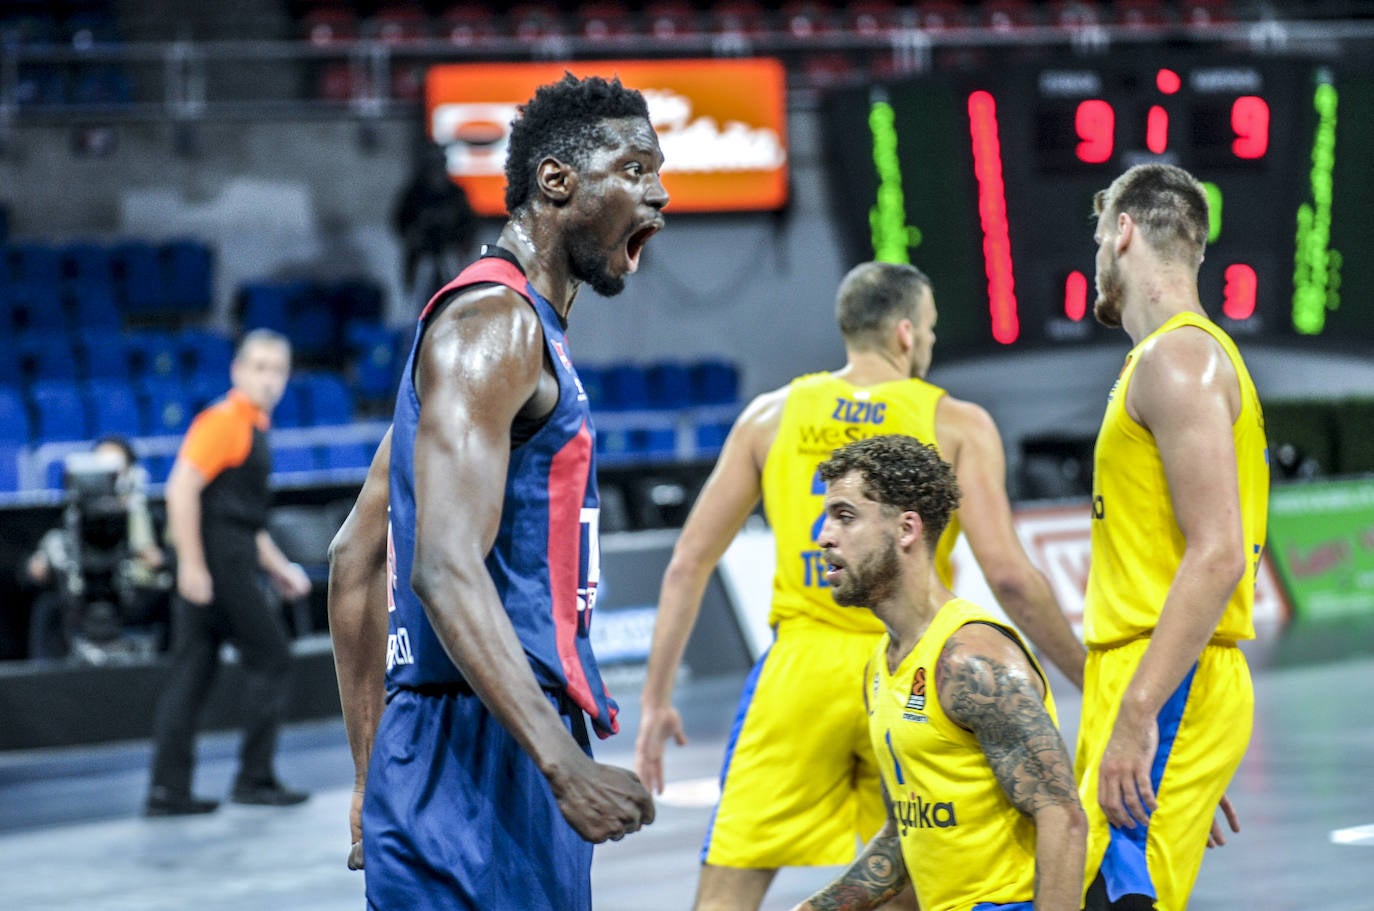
[1124,275,1206,345]
[500,216,578,319]
[836,349,911,388]
[877,579,947,672]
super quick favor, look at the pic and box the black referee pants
[149,527,292,796]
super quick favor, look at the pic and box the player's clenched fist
[549,748,656,844]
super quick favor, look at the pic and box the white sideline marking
[658,776,722,808]
[1330,823,1374,846]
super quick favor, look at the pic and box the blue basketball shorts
[362,686,594,911]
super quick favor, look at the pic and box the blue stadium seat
[17,332,79,383]
[161,239,213,315]
[330,279,385,324]
[601,364,650,411]
[143,453,174,485]
[62,242,113,288]
[0,386,32,444]
[8,242,63,289]
[272,379,306,428]
[689,359,741,406]
[273,446,317,475]
[345,320,401,401]
[299,372,353,425]
[288,298,336,360]
[694,420,733,453]
[638,426,679,458]
[238,281,295,336]
[0,443,21,492]
[112,240,169,316]
[647,362,693,410]
[70,65,131,105]
[74,328,129,380]
[126,330,181,381]
[85,378,142,437]
[29,379,89,442]
[577,365,606,408]
[184,373,225,415]
[14,64,67,107]
[177,328,232,380]
[319,442,371,471]
[68,280,121,328]
[8,282,68,333]
[140,378,192,436]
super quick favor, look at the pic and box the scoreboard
[821,52,1374,358]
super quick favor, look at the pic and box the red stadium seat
[577,3,636,42]
[780,1,839,38]
[509,4,566,41]
[367,4,430,45]
[642,1,703,41]
[708,0,772,40]
[300,5,357,47]
[845,0,919,37]
[919,1,973,32]
[438,4,502,46]
[981,0,1042,31]
[1112,0,1173,29]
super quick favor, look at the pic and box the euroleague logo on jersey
[903,667,928,722]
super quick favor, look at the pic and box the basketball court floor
[2,634,1371,911]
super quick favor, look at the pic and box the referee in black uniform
[146,329,313,816]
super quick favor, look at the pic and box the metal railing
[3,16,1374,128]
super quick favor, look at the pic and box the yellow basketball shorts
[1076,639,1253,911]
[701,617,886,868]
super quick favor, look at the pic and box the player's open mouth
[824,557,845,585]
[625,220,663,273]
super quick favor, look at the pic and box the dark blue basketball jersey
[384,254,618,737]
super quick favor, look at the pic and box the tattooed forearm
[936,633,1078,817]
[807,829,908,911]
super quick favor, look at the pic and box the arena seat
[139,377,192,436]
[75,328,130,380]
[0,386,33,445]
[298,372,354,425]
[30,379,90,442]
[18,332,79,383]
[160,239,214,316]
[111,240,169,317]
[85,378,143,438]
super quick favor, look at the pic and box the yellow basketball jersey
[866,598,1054,911]
[1085,313,1269,647]
[761,371,961,632]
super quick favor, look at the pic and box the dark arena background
[1,2,1372,908]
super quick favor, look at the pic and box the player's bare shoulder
[726,385,788,463]
[933,393,1001,463]
[1129,321,1239,421]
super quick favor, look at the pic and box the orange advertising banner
[425,58,789,215]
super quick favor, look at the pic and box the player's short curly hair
[818,434,961,553]
[504,73,651,215]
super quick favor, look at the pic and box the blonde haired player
[1078,163,1263,910]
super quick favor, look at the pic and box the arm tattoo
[936,637,1078,817]
[808,829,908,911]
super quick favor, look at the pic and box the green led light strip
[868,100,921,264]
[1202,181,1222,244]
[1292,76,1341,335]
